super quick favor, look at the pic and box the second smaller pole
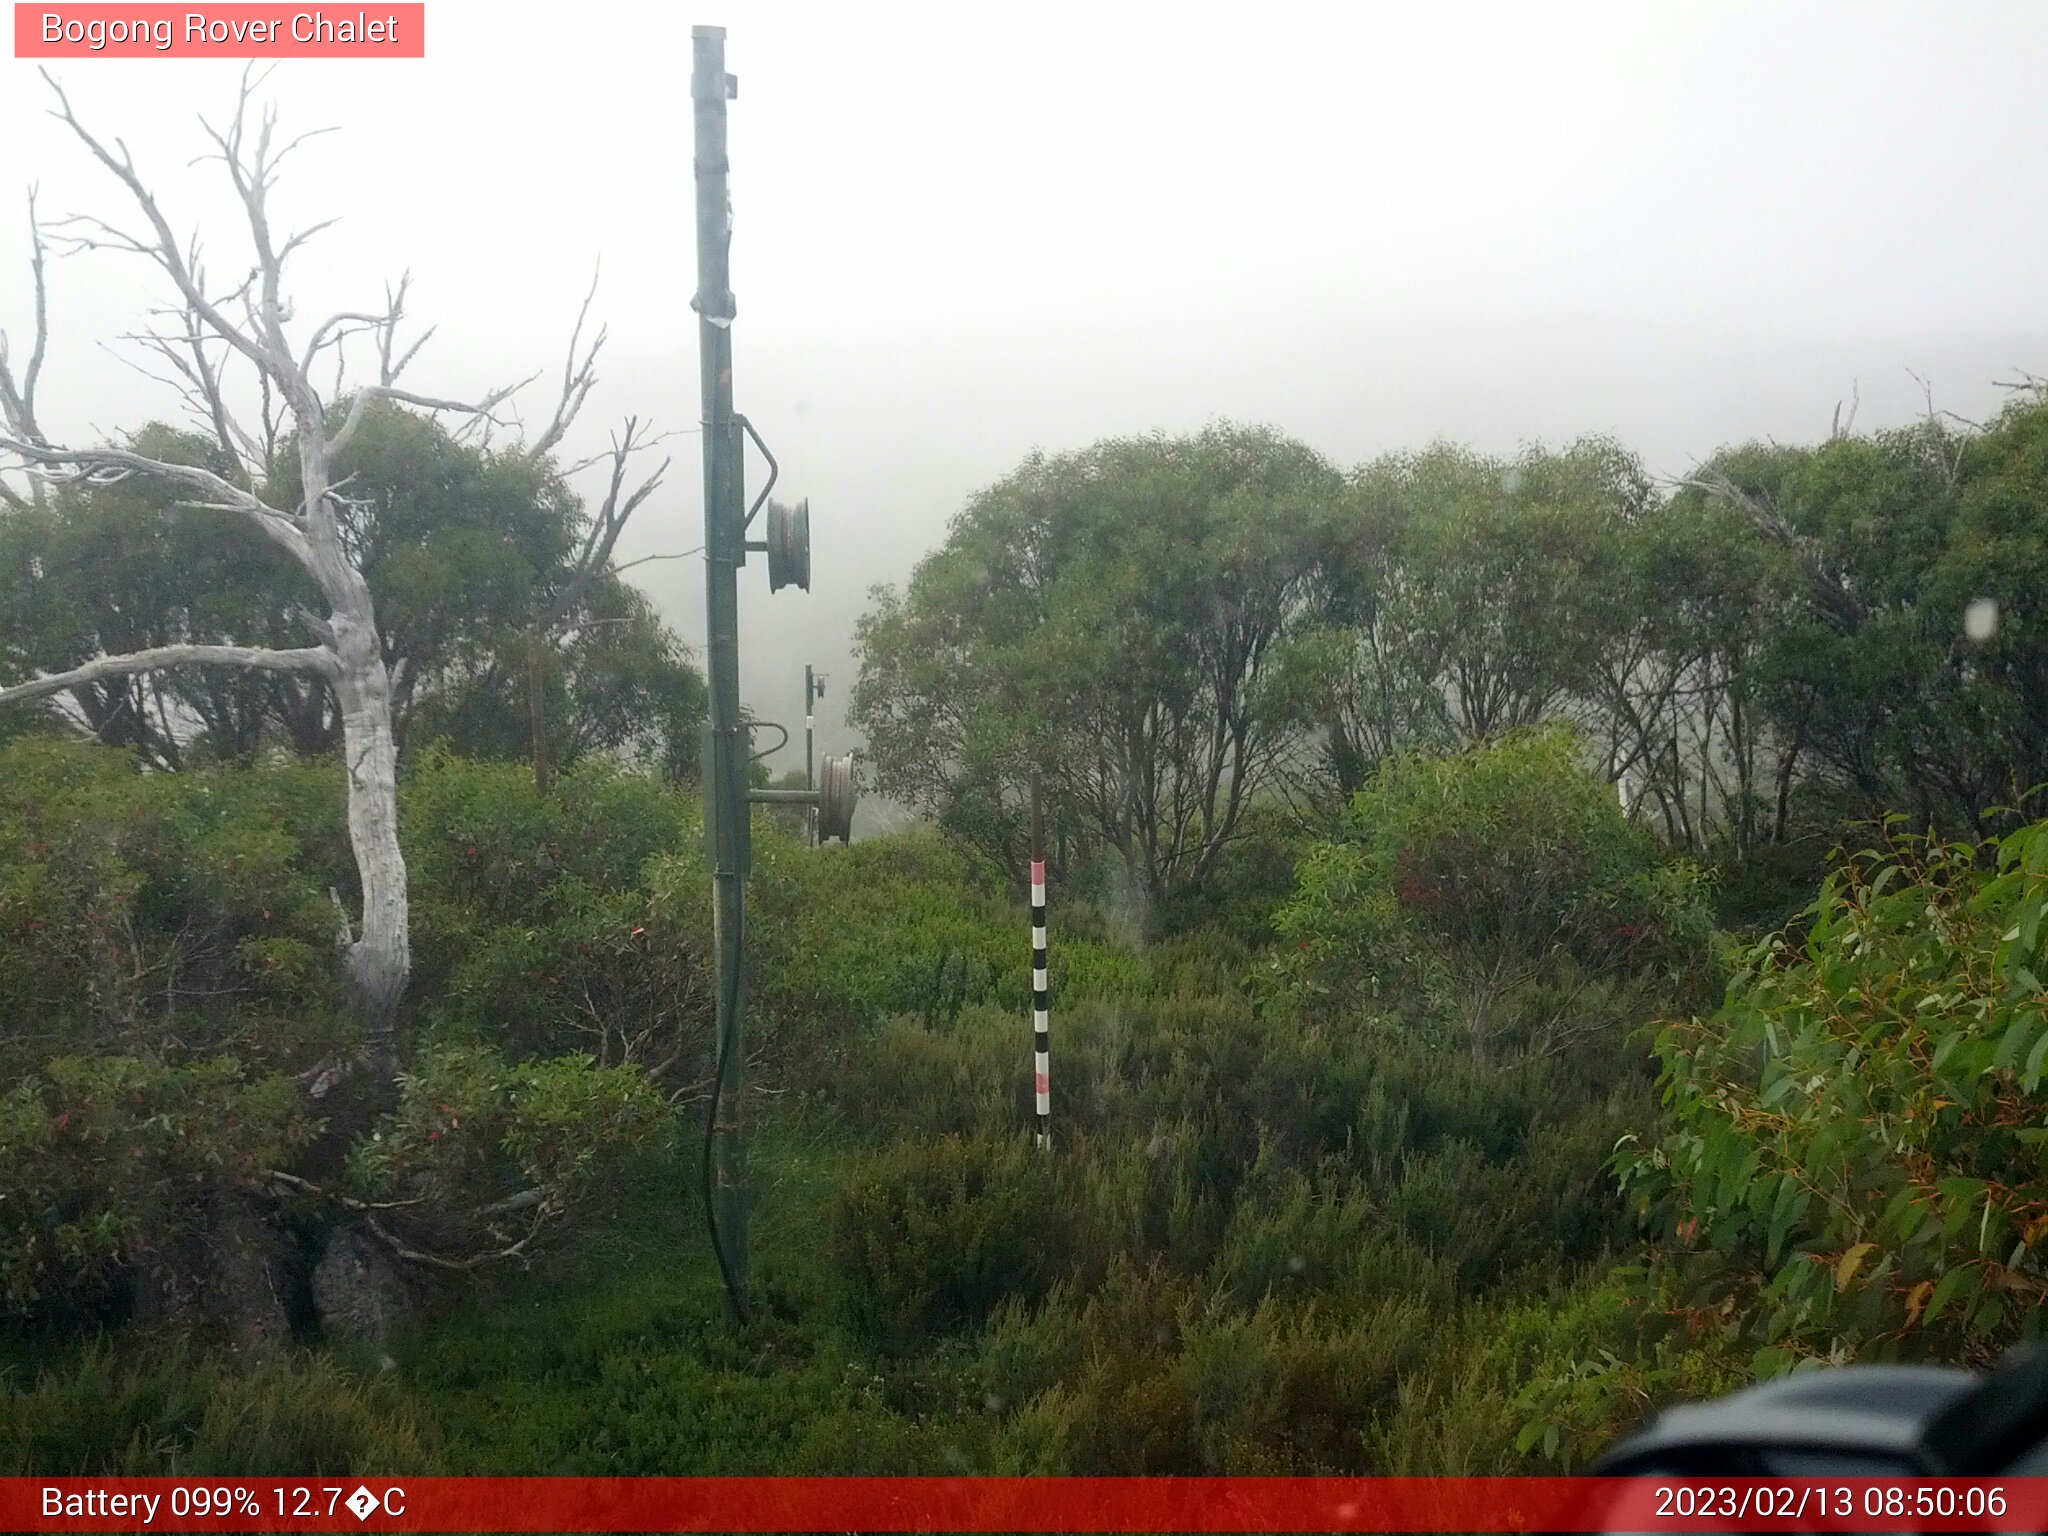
[804,664,817,848]
[1029,770,1050,1150]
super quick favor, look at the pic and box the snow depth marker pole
[1030,770,1050,1150]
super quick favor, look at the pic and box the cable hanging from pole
[701,948,750,1324]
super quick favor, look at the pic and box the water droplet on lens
[1965,598,1999,642]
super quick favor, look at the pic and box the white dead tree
[0,73,611,1087]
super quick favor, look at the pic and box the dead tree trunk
[332,609,409,1059]
[0,74,528,1078]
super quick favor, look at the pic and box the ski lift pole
[1030,770,1050,1150]
[804,665,825,847]
[688,26,853,1324]
[693,23,751,1322]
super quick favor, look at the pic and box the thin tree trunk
[527,623,552,796]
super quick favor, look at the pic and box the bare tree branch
[1906,367,1973,487]
[326,377,528,460]
[0,187,50,452]
[289,602,338,648]
[41,69,281,388]
[611,545,703,577]
[1829,379,1859,440]
[301,307,387,376]
[0,642,336,709]
[1681,469,1864,633]
[524,264,606,466]
[552,416,669,624]
[258,1168,425,1212]
[274,215,340,266]
[123,299,267,468]
[0,434,306,552]
[364,1204,555,1273]
[194,82,303,380]
[372,274,435,386]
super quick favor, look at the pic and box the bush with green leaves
[819,961,1644,1367]
[1267,727,1718,1058]
[978,1256,1437,1473]
[1504,1266,1751,1471]
[651,823,1154,1070]
[347,1043,672,1264]
[0,739,706,1332]
[0,734,348,1076]
[0,738,346,1326]
[1148,800,1306,944]
[0,732,1728,1477]
[0,1055,311,1319]
[742,828,1024,1035]
[403,749,706,1073]
[830,1131,1072,1348]
[1619,815,2048,1375]
[0,1343,439,1475]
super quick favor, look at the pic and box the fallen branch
[257,1168,426,1213]
[363,1203,553,1273]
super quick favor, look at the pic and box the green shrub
[1622,815,2048,1374]
[0,1056,311,1320]
[1208,1155,1444,1312]
[817,1009,1028,1142]
[1504,1268,1753,1470]
[1266,728,1717,1057]
[0,1344,438,1474]
[0,731,1729,1478]
[979,1259,1433,1473]
[651,823,1152,1071]
[0,735,347,1075]
[830,1132,1069,1347]
[1152,800,1305,944]
[348,1042,672,1263]
[404,751,707,1072]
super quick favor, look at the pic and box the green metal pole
[692,23,750,1321]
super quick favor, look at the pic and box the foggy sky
[4,1,2045,780]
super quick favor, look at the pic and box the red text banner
[14,5,424,57]
[4,1476,2048,1532]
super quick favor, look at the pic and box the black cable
[700,934,750,1325]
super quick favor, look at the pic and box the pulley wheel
[817,753,856,842]
[767,498,811,593]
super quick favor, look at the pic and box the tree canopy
[859,394,2048,922]
[853,423,1338,922]
[0,401,704,778]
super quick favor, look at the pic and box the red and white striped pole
[1029,770,1050,1150]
